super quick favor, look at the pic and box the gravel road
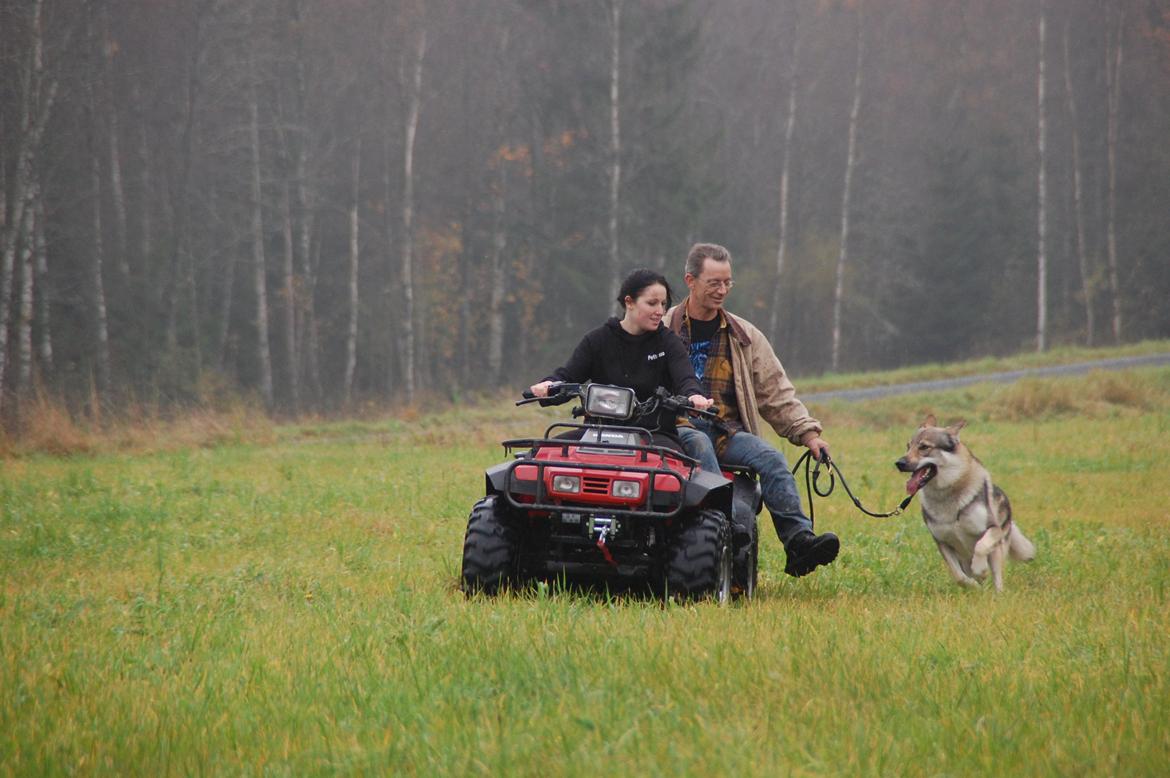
[801,352,1170,404]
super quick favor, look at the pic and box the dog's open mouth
[905,465,936,495]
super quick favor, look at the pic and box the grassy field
[2,360,1169,775]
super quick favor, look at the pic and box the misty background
[1,0,1168,420]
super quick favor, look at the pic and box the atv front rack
[502,422,701,468]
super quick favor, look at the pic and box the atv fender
[732,472,763,516]
[684,468,734,514]
[485,461,514,495]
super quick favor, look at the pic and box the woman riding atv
[528,269,713,452]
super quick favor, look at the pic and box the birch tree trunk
[34,187,52,374]
[607,0,623,309]
[0,177,18,410]
[526,108,546,371]
[214,252,235,373]
[487,164,507,385]
[344,142,361,406]
[248,58,274,409]
[382,117,396,393]
[184,210,201,381]
[99,2,128,275]
[400,26,427,405]
[1035,2,1048,353]
[306,236,323,403]
[1062,18,1093,345]
[280,183,299,412]
[84,5,113,404]
[289,9,319,407]
[831,11,864,372]
[0,0,57,415]
[89,128,113,403]
[458,203,472,389]
[271,34,303,412]
[212,188,235,372]
[1104,5,1124,343]
[0,226,12,410]
[296,162,321,407]
[106,105,129,276]
[164,0,213,368]
[770,14,801,345]
[17,188,36,400]
[131,77,152,267]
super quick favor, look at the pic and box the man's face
[685,257,733,316]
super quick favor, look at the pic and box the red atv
[460,382,762,601]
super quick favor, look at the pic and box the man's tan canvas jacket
[665,300,822,446]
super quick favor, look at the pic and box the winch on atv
[460,382,763,602]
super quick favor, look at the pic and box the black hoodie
[542,317,702,438]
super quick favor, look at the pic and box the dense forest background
[2,0,1168,420]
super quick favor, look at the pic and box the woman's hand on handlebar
[529,380,556,398]
[688,394,714,411]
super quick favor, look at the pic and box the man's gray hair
[685,243,732,278]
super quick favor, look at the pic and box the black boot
[784,531,840,577]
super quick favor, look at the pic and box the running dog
[895,416,1035,591]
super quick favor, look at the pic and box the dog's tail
[1008,525,1036,561]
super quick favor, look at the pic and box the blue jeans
[679,422,814,547]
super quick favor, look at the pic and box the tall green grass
[2,367,1169,775]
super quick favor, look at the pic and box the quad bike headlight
[611,480,641,499]
[551,474,581,494]
[584,384,636,420]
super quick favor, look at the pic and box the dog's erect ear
[921,414,938,428]
[946,419,967,437]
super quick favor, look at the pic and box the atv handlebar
[651,386,723,425]
[517,381,576,407]
[517,382,722,427]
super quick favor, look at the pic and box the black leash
[792,450,915,526]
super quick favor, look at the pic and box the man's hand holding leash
[801,431,831,464]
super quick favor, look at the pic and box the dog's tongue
[906,465,935,496]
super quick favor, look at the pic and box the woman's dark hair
[617,268,673,310]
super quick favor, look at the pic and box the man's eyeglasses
[702,278,734,291]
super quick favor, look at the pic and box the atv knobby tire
[730,499,759,600]
[663,509,732,603]
[461,496,519,595]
